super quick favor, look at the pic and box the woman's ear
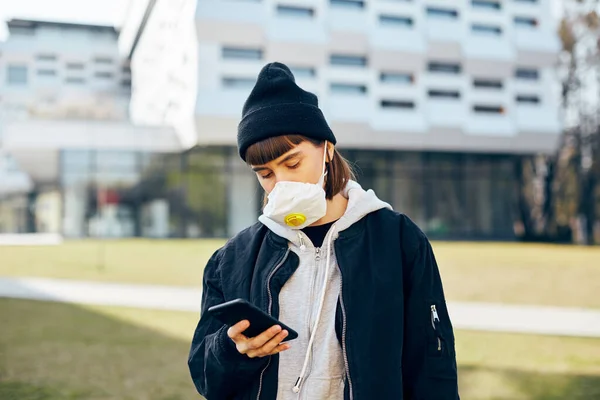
[326,142,335,163]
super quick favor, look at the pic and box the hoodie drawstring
[292,224,337,394]
[298,232,306,252]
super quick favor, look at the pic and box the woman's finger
[246,325,282,350]
[267,343,291,356]
[227,320,250,342]
[260,329,289,354]
[247,341,291,358]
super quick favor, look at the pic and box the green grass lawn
[1,239,600,309]
[0,239,221,287]
[1,299,599,400]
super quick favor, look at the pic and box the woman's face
[251,141,328,194]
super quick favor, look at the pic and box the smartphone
[207,298,298,342]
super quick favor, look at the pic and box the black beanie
[237,62,337,161]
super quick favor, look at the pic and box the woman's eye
[288,162,300,169]
[260,172,273,179]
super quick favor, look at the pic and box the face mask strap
[319,141,329,186]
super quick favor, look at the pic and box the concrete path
[0,277,201,312]
[1,277,600,338]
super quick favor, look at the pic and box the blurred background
[0,0,599,399]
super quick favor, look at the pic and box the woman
[188,62,460,399]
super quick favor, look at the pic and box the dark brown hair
[245,135,355,201]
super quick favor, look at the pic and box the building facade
[118,0,562,239]
[0,0,563,240]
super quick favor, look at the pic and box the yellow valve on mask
[284,213,307,227]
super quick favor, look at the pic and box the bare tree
[516,0,600,244]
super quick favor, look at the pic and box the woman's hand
[227,320,291,358]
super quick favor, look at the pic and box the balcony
[196,0,264,25]
[323,96,372,123]
[195,1,264,44]
[514,29,560,67]
[426,18,464,42]
[463,36,515,77]
[328,7,368,33]
[465,112,516,137]
[515,105,561,134]
[266,18,326,44]
[369,27,426,71]
[468,89,512,107]
[265,19,327,65]
[371,107,427,134]
[426,100,466,129]
[374,84,420,102]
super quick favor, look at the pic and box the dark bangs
[245,134,356,202]
[245,135,321,166]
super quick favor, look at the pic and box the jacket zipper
[308,247,321,337]
[256,248,291,400]
[338,267,354,400]
[431,305,442,351]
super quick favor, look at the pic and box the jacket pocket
[428,303,445,357]
[426,301,457,380]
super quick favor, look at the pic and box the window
[514,16,537,27]
[428,62,461,74]
[516,95,540,104]
[472,24,502,35]
[515,68,539,80]
[36,54,57,61]
[428,90,461,99]
[426,7,459,19]
[330,54,367,67]
[289,66,316,78]
[381,100,415,109]
[330,0,365,9]
[471,0,501,10]
[380,72,413,84]
[277,5,314,18]
[65,77,86,84]
[222,77,256,88]
[222,47,263,60]
[473,79,503,89]
[379,15,413,27]
[473,105,504,114]
[66,63,85,70]
[94,57,114,65]
[37,69,57,76]
[330,83,367,95]
[95,72,114,79]
[6,65,28,85]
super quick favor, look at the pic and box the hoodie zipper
[300,230,353,399]
[308,247,321,337]
[338,266,354,400]
[256,248,291,400]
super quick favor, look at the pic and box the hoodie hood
[259,180,392,247]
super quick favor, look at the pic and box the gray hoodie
[259,181,392,400]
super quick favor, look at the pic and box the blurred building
[118,0,562,239]
[0,19,180,236]
[0,0,563,240]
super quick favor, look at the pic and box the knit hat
[237,62,337,161]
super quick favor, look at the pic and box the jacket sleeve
[400,217,460,400]
[188,250,268,399]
